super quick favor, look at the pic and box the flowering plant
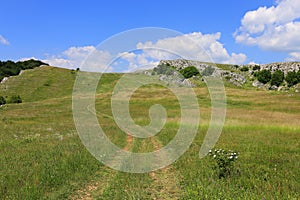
[208,148,239,178]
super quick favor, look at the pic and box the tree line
[0,59,48,81]
[255,69,300,87]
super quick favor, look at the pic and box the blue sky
[1,0,300,71]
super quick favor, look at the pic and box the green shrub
[208,148,239,179]
[201,66,215,76]
[153,64,176,75]
[271,70,284,87]
[9,95,22,104]
[0,96,6,105]
[285,71,299,87]
[179,66,200,79]
[240,66,249,72]
[257,69,271,84]
[253,65,261,71]
[297,70,300,82]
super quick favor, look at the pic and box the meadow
[0,66,299,199]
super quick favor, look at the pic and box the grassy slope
[0,66,299,199]
[0,66,76,102]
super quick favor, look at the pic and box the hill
[153,59,300,91]
[0,59,49,82]
[0,65,299,199]
[0,66,76,102]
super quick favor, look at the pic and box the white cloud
[135,32,247,65]
[20,57,39,61]
[235,0,300,59]
[113,32,247,72]
[43,32,247,73]
[0,35,9,45]
[286,52,300,61]
[43,46,113,72]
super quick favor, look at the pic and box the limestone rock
[252,80,264,88]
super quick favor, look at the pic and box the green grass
[0,66,299,199]
[0,66,76,102]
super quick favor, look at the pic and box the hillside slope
[154,59,300,90]
[0,66,76,102]
[0,65,299,199]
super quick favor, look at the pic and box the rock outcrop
[159,59,246,86]
[259,62,300,75]
[146,59,300,90]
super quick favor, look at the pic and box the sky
[1,0,300,72]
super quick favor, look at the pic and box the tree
[240,66,249,72]
[271,70,284,87]
[285,71,299,87]
[10,95,22,104]
[257,69,271,84]
[180,66,200,79]
[253,65,261,71]
[0,59,49,81]
[297,70,300,82]
[0,96,6,105]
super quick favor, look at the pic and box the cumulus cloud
[134,32,247,65]
[43,32,247,73]
[234,0,300,61]
[113,32,246,72]
[43,46,113,72]
[115,51,161,72]
[0,35,9,45]
[286,52,300,61]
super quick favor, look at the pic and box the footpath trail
[70,134,182,199]
[70,135,133,200]
[70,101,182,199]
[148,137,182,200]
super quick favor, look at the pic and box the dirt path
[69,135,134,200]
[71,104,181,199]
[148,137,182,200]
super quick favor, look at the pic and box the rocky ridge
[158,59,246,86]
[147,59,300,90]
[257,62,300,75]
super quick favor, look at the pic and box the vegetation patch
[0,66,299,199]
[179,66,200,78]
[0,59,48,82]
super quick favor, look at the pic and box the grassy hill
[0,66,299,199]
[0,66,76,102]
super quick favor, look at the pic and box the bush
[271,70,284,87]
[153,64,176,75]
[208,148,239,178]
[297,70,300,82]
[10,95,22,104]
[0,96,6,105]
[285,71,299,87]
[201,66,215,76]
[253,65,261,71]
[240,66,249,72]
[179,66,200,79]
[257,69,271,84]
